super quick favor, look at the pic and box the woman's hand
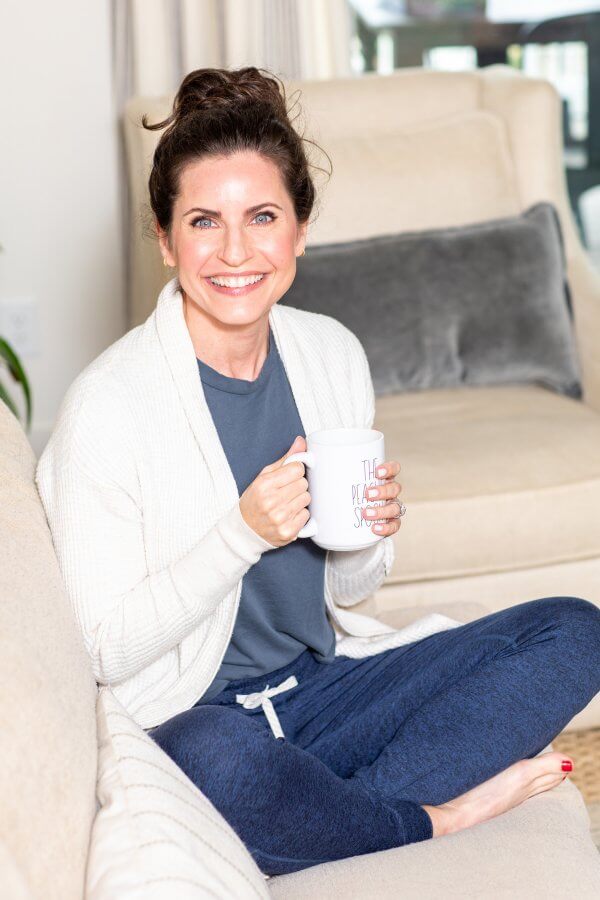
[239,435,311,548]
[362,459,403,536]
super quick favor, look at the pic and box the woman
[35,66,600,877]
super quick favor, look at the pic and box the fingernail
[376,466,386,477]
[374,524,384,532]
[562,760,573,772]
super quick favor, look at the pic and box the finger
[372,519,400,535]
[380,500,403,520]
[280,476,310,505]
[363,500,401,521]
[367,481,402,501]
[272,460,306,486]
[376,460,401,479]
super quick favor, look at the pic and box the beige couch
[125,66,600,736]
[2,388,600,898]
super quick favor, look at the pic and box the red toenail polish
[561,760,573,772]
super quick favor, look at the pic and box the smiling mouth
[204,273,268,296]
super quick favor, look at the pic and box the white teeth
[209,274,264,288]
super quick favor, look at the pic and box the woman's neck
[183,291,270,380]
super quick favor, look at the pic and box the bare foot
[422,751,574,838]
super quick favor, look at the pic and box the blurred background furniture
[124,65,600,736]
[349,2,600,240]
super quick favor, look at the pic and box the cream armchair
[123,66,600,732]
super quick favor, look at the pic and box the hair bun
[173,67,287,123]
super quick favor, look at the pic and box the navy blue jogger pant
[147,596,600,876]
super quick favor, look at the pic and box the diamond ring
[391,500,406,519]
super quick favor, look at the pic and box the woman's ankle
[422,803,456,837]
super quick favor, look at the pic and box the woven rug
[553,726,600,851]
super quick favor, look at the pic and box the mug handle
[282,450,318,538]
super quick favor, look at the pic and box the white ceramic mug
[282,427,387,551]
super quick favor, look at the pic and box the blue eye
[191,210,277,228]
[254,211,277,224]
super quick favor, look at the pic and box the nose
[217,226,253,268]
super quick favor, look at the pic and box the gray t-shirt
[194,324,336,703]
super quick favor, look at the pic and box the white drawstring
[235,674,298,739]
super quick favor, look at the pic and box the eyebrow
[183,202,283,218]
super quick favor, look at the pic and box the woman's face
[158,150,307,329]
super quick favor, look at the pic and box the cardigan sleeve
[324,328,395,607]
[35,374,275,687]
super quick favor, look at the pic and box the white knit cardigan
[35,276,461,730]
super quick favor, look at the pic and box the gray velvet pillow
[282,202,582,399]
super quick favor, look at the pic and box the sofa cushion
[284,202,581,400]
[377,601,492,631]
[86,687,270,899]
[373,383,600,583]
[0,402,98,900]
[0,839,32,900]
[268,775,600,899]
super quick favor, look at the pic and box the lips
[204,272,269,297]
[208,272,267,278]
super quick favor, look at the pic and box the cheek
[180,236,206,262]
[262,232,298,268]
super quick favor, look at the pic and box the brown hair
[141,66,331,246]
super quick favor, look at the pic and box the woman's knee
[529,596,600,670]
[537,595,600,635]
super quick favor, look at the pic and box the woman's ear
[157,223,175,267]
[295,220,308,256]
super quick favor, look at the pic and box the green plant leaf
[0,338,32,430]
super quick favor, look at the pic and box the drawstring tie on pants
[236,674,298,739]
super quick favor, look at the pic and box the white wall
[0,0,125,459]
